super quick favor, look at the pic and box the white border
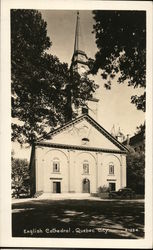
[0,0,153,248]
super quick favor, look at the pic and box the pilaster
[97,152,103,188]
[68,149,76,192]
[121,154,127,187]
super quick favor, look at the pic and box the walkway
[12,193,144,204]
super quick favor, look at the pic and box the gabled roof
[38,114,128,152]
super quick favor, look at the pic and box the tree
[12,157,30,198]
[126,146,145,194]
[135,122,145,135]
[91,10,146,111]
[11,10,96,145]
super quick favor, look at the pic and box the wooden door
[109,182,116,191]
[53,182,61,193]
[82,179,90,193]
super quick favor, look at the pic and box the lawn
[12,199,144,239]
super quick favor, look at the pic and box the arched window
[53,158,60,173]
[109,162,114,175]
[83,160,89,174]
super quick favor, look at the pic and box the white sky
[12,10,145,161]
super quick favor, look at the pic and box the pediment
[39,115,127,152]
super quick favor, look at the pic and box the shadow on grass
[12,199,144,239]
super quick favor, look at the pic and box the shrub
[98,185,110,193]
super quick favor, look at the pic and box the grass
[12,199,144,239]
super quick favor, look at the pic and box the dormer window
[82,137,89,145]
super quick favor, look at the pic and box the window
[82,137,90,145]
[83,161,89,174]
[109,163,114,175]
[53,158,60,173]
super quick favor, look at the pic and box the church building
[30,12,128,196]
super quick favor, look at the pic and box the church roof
[38,114,128,152]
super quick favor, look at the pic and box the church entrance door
[82,179,90,193]
[109,182,116,191]
[53,182,61,193]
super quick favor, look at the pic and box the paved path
[12,193,144,204]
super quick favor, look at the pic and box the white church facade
[30,114,127,195]
[30,12,128,196]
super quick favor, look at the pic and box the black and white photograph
[0,0,153,249]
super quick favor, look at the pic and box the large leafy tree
[91,10,146,111]
[126,146,145,194]
[11,156,30,198]
[11,10,96,145]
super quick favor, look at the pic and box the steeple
[71,11,88,74]
[74,11,80,53]
[70,11,99,121]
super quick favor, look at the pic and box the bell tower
[70,11,99,121]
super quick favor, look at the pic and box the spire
[71,11,88,74]
[74,11,85,54]
[74,11,80,53]
[70,11,99,121]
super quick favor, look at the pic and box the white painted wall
[100,153,122,191]
[43,149,69,193]
[35,146,126,194]
[75,151,97,193]
[121,154,127,188]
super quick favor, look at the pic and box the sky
[12,10,145,160]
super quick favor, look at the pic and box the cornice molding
[35,142,127,155]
